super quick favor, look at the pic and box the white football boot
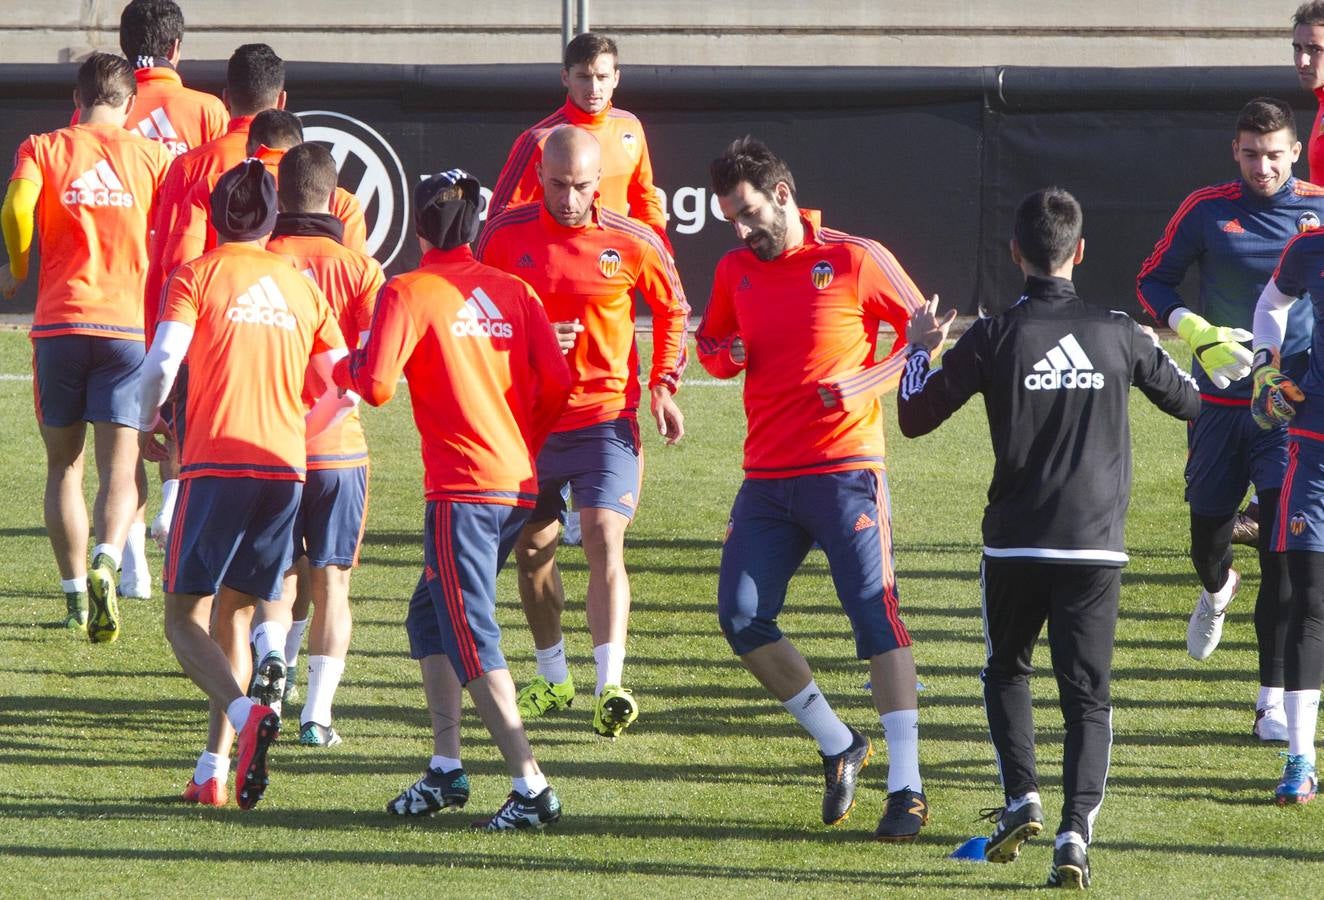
[1187,569,1239,660]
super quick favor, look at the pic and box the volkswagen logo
[295,110,409,268]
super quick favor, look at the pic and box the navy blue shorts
[531,417,642,523]
[717,468,911,659]
[164,476,302,600]
[32,334,143,428]
[405,500,530,685]
[293,465,368,568]
[1276,435,1324,553]
[1185,400,1287,517]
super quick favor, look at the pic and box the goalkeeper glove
[1251,348,1304,430]
[1174,310,1253,389]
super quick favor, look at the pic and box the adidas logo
[133,108,189,156]
[227,276,296,330]
[63,160,134,208]
[452,287,513,338]
[1023,334,1104,391]
[1222,219,1246,234]
[516,254,535,268]
[618,491,636,508]
[737,275,752,291]
[853,513,876,532]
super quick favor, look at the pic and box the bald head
[538,126,601,227]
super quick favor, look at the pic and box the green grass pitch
[0,329,1320,896]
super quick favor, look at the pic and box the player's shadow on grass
[0,526,46,538]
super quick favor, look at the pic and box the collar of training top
[271,212,345,243]
[1020,274,1078,302]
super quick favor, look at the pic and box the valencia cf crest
[1299,211,1321,234]
[621,133,640,157]
[1291,512,1309,537]
[811,261,834,290]
[598,248,622,278]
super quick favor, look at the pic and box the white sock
[429,754,462,773]
[881,708,923,793]
[1056,830,1087,849]
[194,750,229,786]
[301,655,345,727]
[783,681,853,756]
[121,523,148,583]
[535,640,570,684]
[1007,790,1041,812]
[91,543,121,569]
[1285,689,1321,762]
[593,642,626,694]
[156,479,179,528]
[285,618,308,668]
[226,696,256,730]
[1214,569,1237,601]
[512,772,549,798]
[1259,685,1284,710]
[251,621,287,662]
[61,577,87,594]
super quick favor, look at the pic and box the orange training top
[268,222,384,470]
[333,245,572,505]
[163,145,366,280]
[72,65,228,158]
[695,210,924,478]
[160,242,345,480]
[487,100,671,251]
[475,201,688,432]
[11,122,172,340]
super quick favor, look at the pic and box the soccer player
[142,43,287,552]
[476,126,688,739]
[899,188,1200,889]
[335,169,572,829]
[696,137,927,840]
[139,160,346,808]
[85,0,228,156]
[1246,179,1324,806]
[1135,98,1324,741]
[259,143,383,746]
[1294,2,1324,183]
[488,32,671,251]
[1,53,172,637]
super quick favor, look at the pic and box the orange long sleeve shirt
[72,65,228,158]
[696,210,924,478]
[476,201,688,432]
[333,245,572,505]
[487,99,671,251]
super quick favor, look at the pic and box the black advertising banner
[0,63,1308,317]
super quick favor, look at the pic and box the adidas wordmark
[452,287,513,338]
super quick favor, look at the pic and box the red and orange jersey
[71,66,228,157]
[1312,88,1324,185]
[696,210,925,478]
[10,122,172,340]
[487,100,671,251]
[268,223,385,470]
[144,114,254,342]
[160,242,345,480]
[333,245,572,504]
[476,201,689,433]
[162,145,366,282]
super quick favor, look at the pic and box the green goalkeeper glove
[1174,311,1253,389]
[1252,349,1304,430]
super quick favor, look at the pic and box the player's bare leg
[90,422,139,556]
[579,507,638,737]
[164,589,255,709]
[466,668,560,831]
[515,518,567,645]
[247,575,294,713]
[39,421,89,582]
[421,654,462,761]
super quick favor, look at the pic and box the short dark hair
[226,43,285,116]
[1013,187,1083,274]
[278,143,338,213]
[710,136,796,199]
[76,52,137,109]
[1295,1,1324,26]
[119,0,184,61]
[564,32,618,70]
[247,108,303,152]
[1236,97,1298,140]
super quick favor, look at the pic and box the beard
[746,206,789,261]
